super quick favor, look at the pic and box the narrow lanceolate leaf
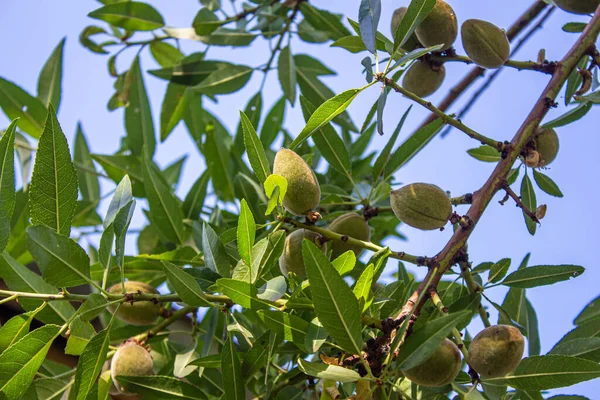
[372,106,410,181]
[26,225,91,288]
[353,264,374,313]
[0,324,61,400]
[0,120,17,252]
[0,77,47,139]
[574,295,600,326]
[384,118,444,180]
[482,355,600,390]
[533,170,563,198]
[542,102,592,129]
[500,265,584,288]
[37,38,65,110]
[396,311,470,370]
[290,88,362,150]
[488,258,511,284]
[467,145,502,163]
[88,1,165,31]
[278,46,296,104]
[297,359,361,383]
[358,0,381,54]
[162,261,213,308]
[393,0,436,51]
[549,337,600,361]
[183,171,210,219]
[204,123,234,201]
[29,106,78,236]
[241,111,270,184]
[222,333,244,400]
[216,278,269,310]
[113,376,206,399]
[302,240,363,355]
[260,97,286,147]
[237,199,255,268]
[71,325,112,400]
[0,303,45,354]
[521,174,537,235]
[74,123,100,202]
[257,310,308,349]
[202,223,231,277]
[126,57,156,157]
[193,64,253,97]
[160,83,189,141]
[142,151,185,245]
[104,175,132,228]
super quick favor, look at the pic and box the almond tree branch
[501,182,540,223]
[431,53,556,74]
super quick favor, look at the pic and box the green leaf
[163,155,187,189]
[278,46,296,104]
[302,240,362,354]
[241,111,271,184]
[257,276,286,301]
[257,310,308,349]
[384,118,444,180]
[104,175,132,228]
[216,278,269,310]
[0,78,47,139]
[542,102,592,129]
[263,174,287,215]
[188,354,221,369]
[294,54,336,76]
[19,378,70,400]
[482,355,600,390]
[488,258,511,284]
[331,36,369,53]
[73,123,100,202]
[203,28,257,47]
[353,263,374,313]
[234,92,262,156]
[192,8,222,36]
[222,333,244,400]
[393,0,436,52]
[142,150,185,245]
[396,311,470,370]
[26,225,91,288]
[113,200,136,269]
[563,22,588,33]
[71,324,112,400]
[332,251,356,276]
[160,83,189,141]
[520,174,537,235]
[0,324,61,400]
[574,295,600,326]
[29,106,78,236]
[88,1,165,31]
[297,359,361,383]
[290,88,361,150]
[500,265,584,288]
[252,230,285,282]
[373,107,410,181]
[0,120,17,253]
[193,64,253,96]
[163,261,214,308]
[260,97,286,148]
[113,376,206,399]
[0,303,45,355]
[237,199,256,269]
[202,223,231,277]
[299,4,351,40]
[533,170,563,198]
[467,145,502,163]
[204,123,234,201]
[358,0,381,54]
[549,337,600,361]
[37,37,65,111]
[149,41,184,68]
[126,57,156,157]
[183,171,210,219]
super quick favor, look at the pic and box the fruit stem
[459,260,492,328]
[133,305,198,342]
[429,290,469,360]
[430,54,557,74]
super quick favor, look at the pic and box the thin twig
[501,182,540,223]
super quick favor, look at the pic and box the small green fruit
[328,213,371,259]
[391,7,421,51]
[554,0,600,14]
[402,61,446,98]
[402,338,462,387]
[534,128,559,167]
[108,281,161,326]
[111,341,154,395]
[273,149,321,217]
[415,0,458,51]
[279,229,325,278]
[461,19,510,69]
[390,183,452,230]
[468,324,525,378]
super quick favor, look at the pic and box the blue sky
[0,1,598,397]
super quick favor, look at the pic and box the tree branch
[431,53,556,74]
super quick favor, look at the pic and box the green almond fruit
[402,338,462,387]
[468,324,525,378]
[328,213,371,259]
[111,341,154,395]
[279,229,325,278]
[535,128,559,167]
[461,19,510,69]
[108,281,161,326]
[273,149,321,217]
[554,0,600,14]
[415,0,458,51]
[391,7,421,52]
[402,61,446,98]
[391,183,452,230]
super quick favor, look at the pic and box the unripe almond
[391,7,421,52]
[461,19,510,69]
[534,128,559,167]
[328,213,371,259]
[111,341,154,395]
[402,338,462,387]
[390,183,452,230]
[415,0,458,51]
[402,61,446,98]
[108,281,161,326]
[554,0,600,14]
[273,149,321,217]
[468,324,525,378]
[279,229,325,278]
